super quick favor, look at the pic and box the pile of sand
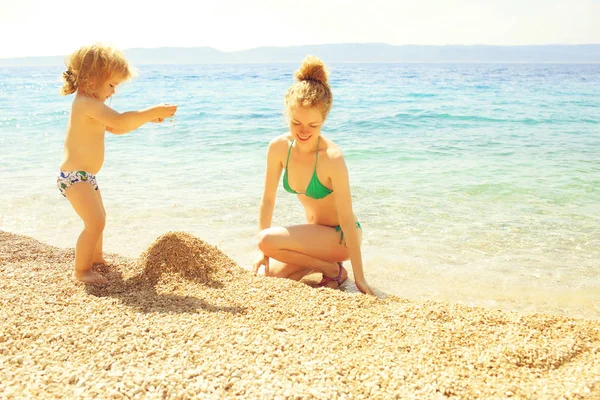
[135,232,242,286]
[0,230,598,399]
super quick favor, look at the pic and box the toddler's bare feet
[73,269,108,286]
[92,258,108,266]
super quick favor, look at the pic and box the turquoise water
[1,63,599,319]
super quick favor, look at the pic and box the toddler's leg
[92,189,107,265]
[65,183,108,285]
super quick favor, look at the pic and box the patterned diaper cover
[57,170,98,197]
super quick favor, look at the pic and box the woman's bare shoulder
[268,133,293,152]
[322,136,344,161]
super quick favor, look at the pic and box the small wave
[407,93,437,98]
[228,112,278,120]
[394,112,507,124]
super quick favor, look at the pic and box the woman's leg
[92,189,107,265]
[258,224,357,279]
[266,259,313,281]
[65,183,107,285]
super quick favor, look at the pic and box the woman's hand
[252,253,270,275]
[355,277,376,296]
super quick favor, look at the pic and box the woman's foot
[73,269,108,286]
[317,263,348,289]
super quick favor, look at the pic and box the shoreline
[1,230,598,398]
[2,220,598,321]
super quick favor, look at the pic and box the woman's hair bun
[294,55,329,84]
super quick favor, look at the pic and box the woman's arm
[258,138,284,231]
[330,151,375,295]
[253,137,285,274]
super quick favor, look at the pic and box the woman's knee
[257,227,285,255]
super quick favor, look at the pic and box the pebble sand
[0,230,598,399]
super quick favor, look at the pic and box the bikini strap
[285,139,294,170]
[314,137,321,170]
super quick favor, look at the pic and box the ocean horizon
[1,62,598,319]
[2,43,600,65]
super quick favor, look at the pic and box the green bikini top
[283,137,333,199]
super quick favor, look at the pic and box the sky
[0,0,598,58]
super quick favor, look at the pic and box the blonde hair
[61,43,136,96]
[284,55,333,119]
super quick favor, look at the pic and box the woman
[253,56,374,295]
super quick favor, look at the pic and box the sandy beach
[0,229,598,399]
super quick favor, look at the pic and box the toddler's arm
[82,97,177,134]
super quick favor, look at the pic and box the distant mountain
[1,44,599,66]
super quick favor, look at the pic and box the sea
[1,62,598,319]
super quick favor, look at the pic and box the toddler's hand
[155,103,178,119]
[150,118,164,123]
